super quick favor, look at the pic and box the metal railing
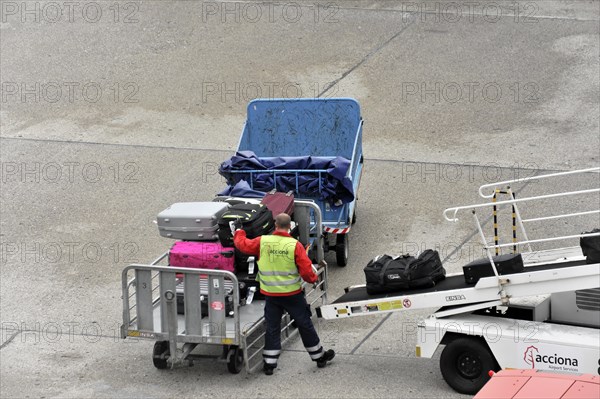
[121,261,327,371]
[443,167,600,281]
[477,167,600,198]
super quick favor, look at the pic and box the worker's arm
[295,242,318,284]
[233,230,261,257]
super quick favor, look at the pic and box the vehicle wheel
[335,234,349,267]
[227,346,244,374]
[440,337,499,394]
[152,341,170,370]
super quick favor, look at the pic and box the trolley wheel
[335,234,349,267]
[440,337,499,394]
[227,346,244,374]
[152,341,170,370]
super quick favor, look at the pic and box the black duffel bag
[581,228,600,264]
[364,250,446,295]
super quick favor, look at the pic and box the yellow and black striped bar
[492,189,518,256]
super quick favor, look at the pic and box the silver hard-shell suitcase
[157,202,230,240]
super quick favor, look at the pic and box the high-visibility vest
[258,235,302,294]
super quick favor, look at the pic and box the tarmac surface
[1,1,599,398]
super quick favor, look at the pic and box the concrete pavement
[1,1,598,397]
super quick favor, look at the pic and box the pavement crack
[349,313,392,355]
[0,136,233,154]
[0,331,20,350]
[318,16,415,97]
[3,137,562,173]
[216,1,598,22]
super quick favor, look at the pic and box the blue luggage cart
[226,98,364,266]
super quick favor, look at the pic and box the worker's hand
[229,219,242,235]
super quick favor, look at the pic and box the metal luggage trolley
[230,98,364,266]
[121,200,327,373]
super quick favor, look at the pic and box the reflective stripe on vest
[258,235,302,294]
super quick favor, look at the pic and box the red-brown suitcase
[260,190,294,218]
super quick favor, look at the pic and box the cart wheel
[440,337,499,394]
[227,346,244,374]
[152,341,170,370]
[335,234,349,267]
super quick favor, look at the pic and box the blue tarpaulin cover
[218,180,266,198]
[218,151,355,204]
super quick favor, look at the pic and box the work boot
[316,349,335,368]
[263,362,276,376]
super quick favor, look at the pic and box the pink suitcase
[169,241,235,272]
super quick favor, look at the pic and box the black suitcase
[218,204,275,247]
[234,249,251,274]
[235,251,263,302]
[176,292,235,317]
[462,253,524,284]
[237,272,265,301]
[234,249,262,275]
[580,229,600,264]
[176,278,236,317]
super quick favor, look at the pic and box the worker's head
[274,213,292,231]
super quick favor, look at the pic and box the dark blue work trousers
[262,292,323,366]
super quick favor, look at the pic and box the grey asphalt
[1,1,599,398]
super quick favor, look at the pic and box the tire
[335,234,349,267]
[152,341,170,370]
[227,346,244,374]
[440,337,499,394]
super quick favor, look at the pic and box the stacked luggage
[156,192,296,315]
[364,250,446,295]
[157,202,236,272]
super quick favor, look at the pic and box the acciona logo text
[523,346,579,370]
